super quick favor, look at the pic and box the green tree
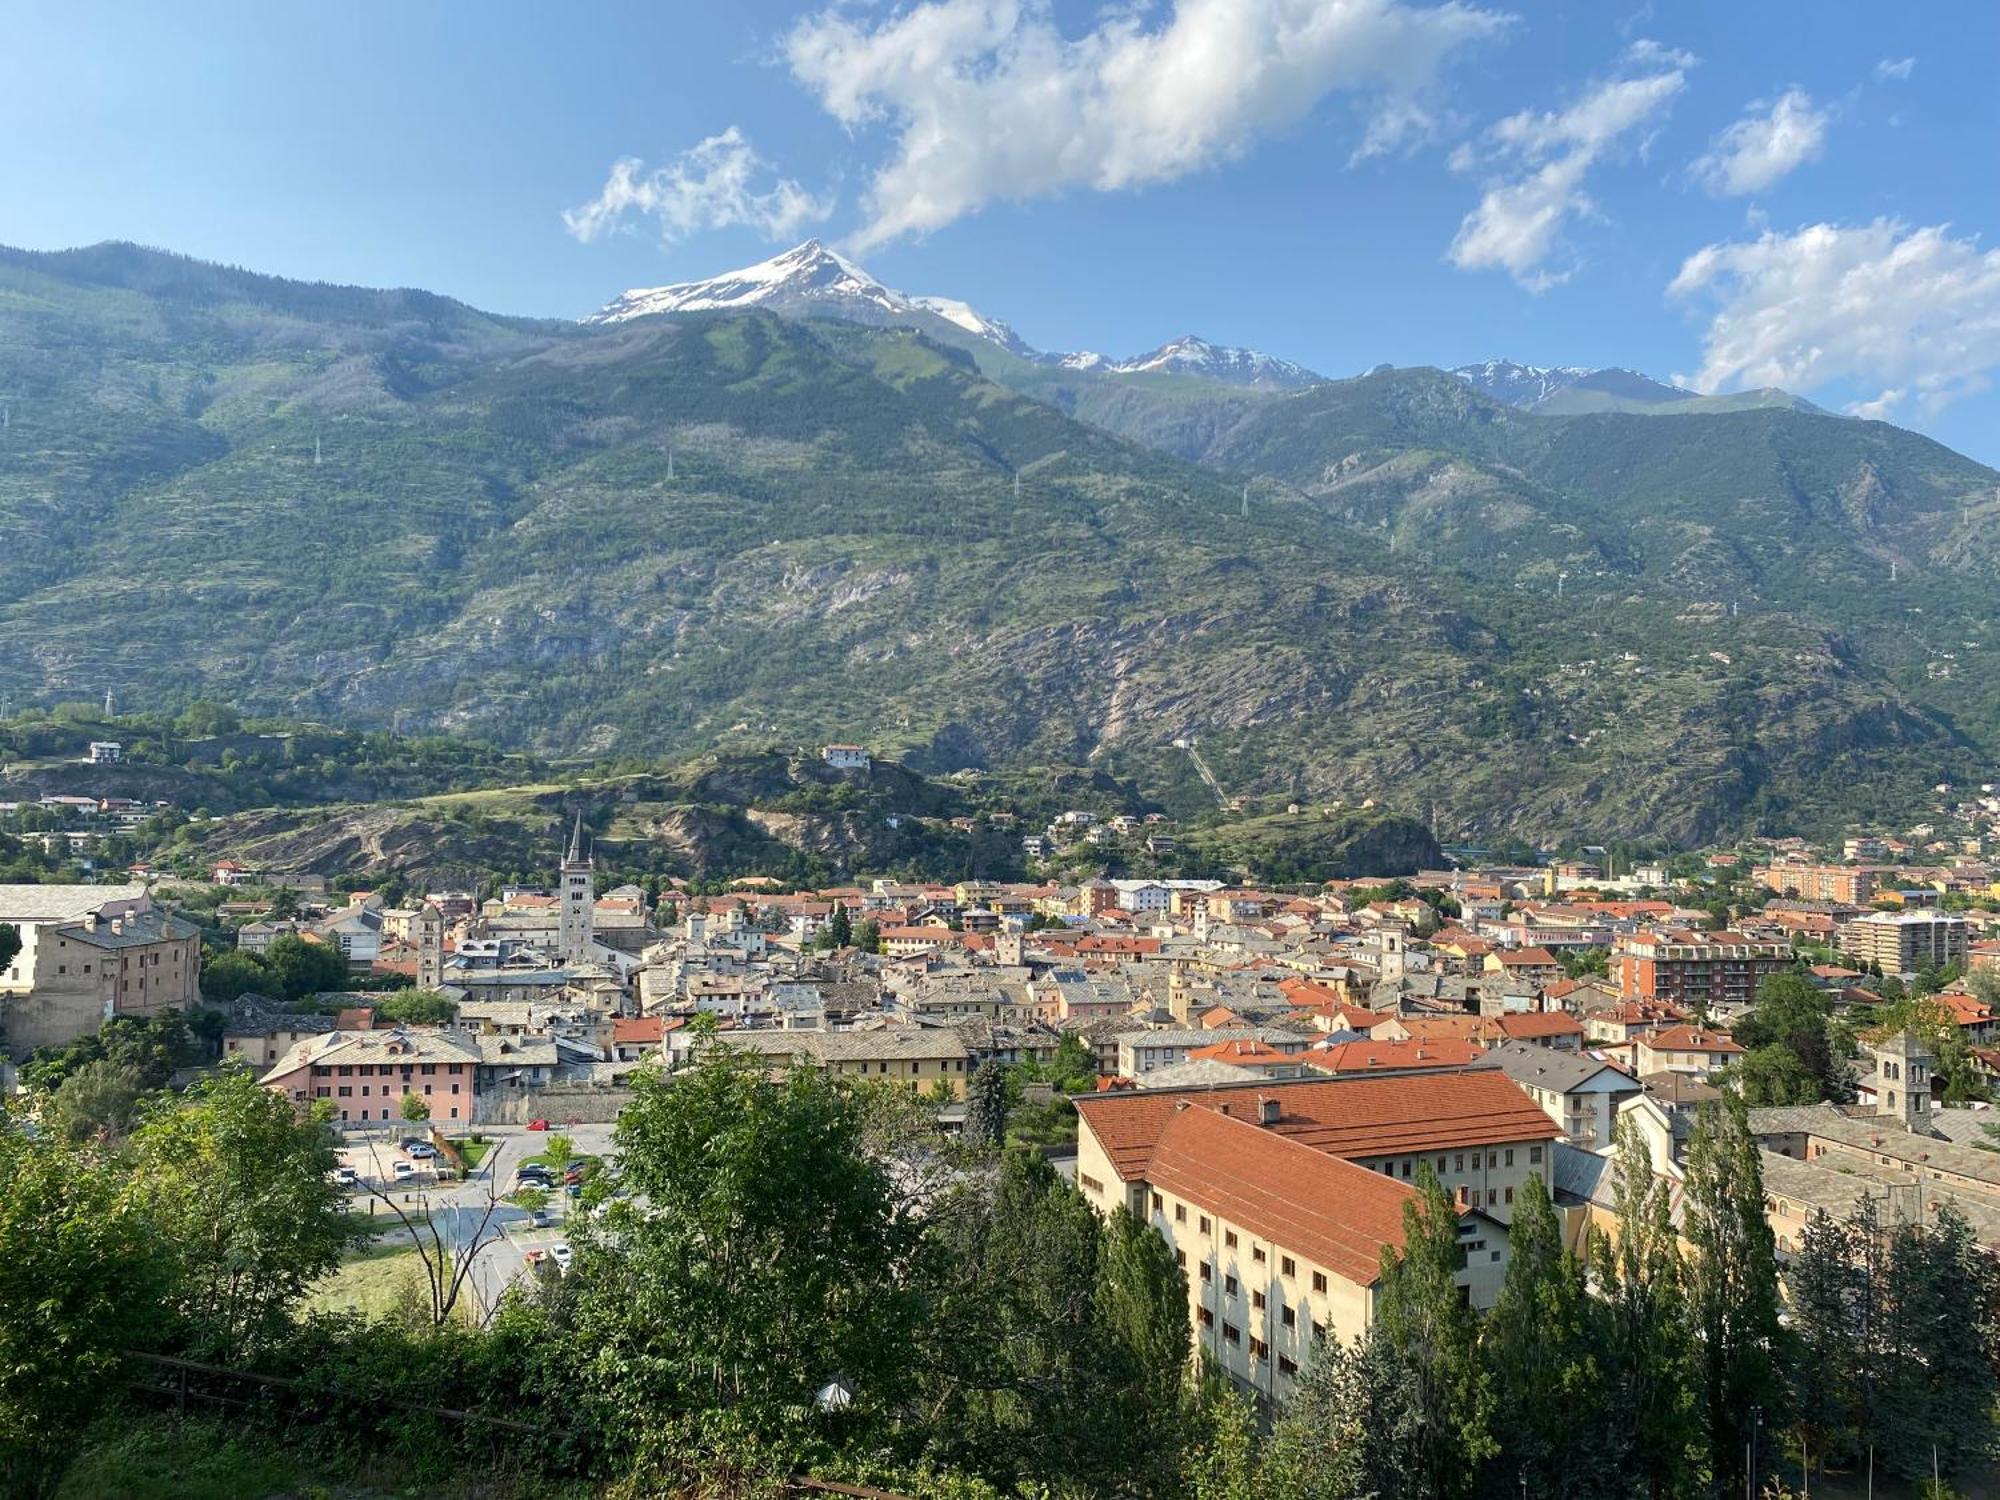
[1683,1094,1784,1494]
[127,1069,348,1361]
[1373,1167,1494,1500]
[44,1058,151,1143]
[1735,972,1850,1102]
[1184,1368,1259,1500]
[565,1049,917,1441]
[1483,1175,1617,1496]
[1784,1208,1863,1478]
[400,1091,431,1126]
[377,989,457,1024]
[267,887,302,919]
[855,918,882,954]
[261,933,350,1002]
[1094,1207,1193,1492]
[963,1060,1009,1148]
[0,1130,166,1499]
[1735,1042,1824,1106]
[1265,1332,1411,1500]
[1594,1118,1701,1499]
[828,902,853,950]
[0,921,18,972]
[1878,1203,2000,1481]
[198,947,273,1003]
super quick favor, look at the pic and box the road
[337,1122,618,1320]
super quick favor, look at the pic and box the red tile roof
[612,1017,664,1046]
[1147,1104,1416,1286]
[1487,1011,1585,1041]
[1075,1071,1556,1182]
[1302,1038,1485,1073]
[1187,1039,1296,1066]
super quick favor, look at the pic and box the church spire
[566,809,587,866]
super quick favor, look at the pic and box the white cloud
[1448,49,1689,288]
[1669,219,2000,416]
[1691,89,1827,197]
[563,127,832,245]
[783,0,1508,250]
[1876,56,1916,81]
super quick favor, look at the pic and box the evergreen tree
[1482,1176,1617,1496]
[1094,1206,1191,1489]
[1594,1118,1701,1499]
[1683,1094,1785,1494]
[1878,1203,2000,1480]
[1266,1332,1417,1500]
[1183,1364,1259,1500]
[963,1060,1009,1148]
[828,902,853,950]
[1784,1209,1863,1478]
[1373,1167,1494,1500]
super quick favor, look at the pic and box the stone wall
[481,1084,637,1125]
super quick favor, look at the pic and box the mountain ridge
[0,238,1994,846]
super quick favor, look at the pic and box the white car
[392,1160,416,1180]
[333,1165,359,1187]
[549,1242,573,1273]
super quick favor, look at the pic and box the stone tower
[993,927,1023,968]
[414,901,444,990]
[1867,1029,1933,1132]
[559,812,594,966]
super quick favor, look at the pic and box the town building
[259,1026,482,1125]
[1613,929,1792,1012]
[0,883,202,1055]
[1840,910,1969,976]
[1752,863,1882,905]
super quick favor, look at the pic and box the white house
[822,744,871,771]
[87,741,122,764]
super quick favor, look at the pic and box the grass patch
[454,1138,491,1169]
[60,1412,601,1499]
[303,1245,430,1321]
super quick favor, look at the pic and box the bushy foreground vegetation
[6,1047,1999,1499]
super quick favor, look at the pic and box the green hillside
[0,243,1990,846]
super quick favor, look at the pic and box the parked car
[526,1119,550,1132]
[516,1166,552,1184]
[565,1181,583,1199]
[406,1143,438,1160]
[529,1208,554,1229]
[399,1136,427,1152]
[523,1248,547,1266]
[392,1161,416,1180]
[333,1165,359,1187]
[549,1243,572,1272]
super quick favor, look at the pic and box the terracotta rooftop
[1074,1071,1557,1183]
[1302,1038,1485,1074]
[1147,1104,1416,1286]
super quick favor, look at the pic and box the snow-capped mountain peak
[586,242,1323,387]
[1450,359,1599,406]
[586,239,902,324]
[1110,335,1320,390]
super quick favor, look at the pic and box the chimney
[1257,1095,1280,1126]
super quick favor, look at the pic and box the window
[1222,1322,1240,1346]
[1488,1151,1499,1168]
[1311,1320,1326,1341]
[1281,1305,1296,1328]
[1312,1272,1327,1294]
[1487,1188,1497,1206]
[1199,1216,1211,1235]
[1252,1290,1265,1310]
[1530,1145,1543,1165]
[1224,1230,1238,1248]
[1201,1262,1212,1282]
[1504,1148,1515,1168]
[1176,1249,1187,1268]
[1400,1160,1412,1179]
[1505,1186,1515,1205]
[1280,1255,1296,1278]
[1081,1173,1105,1195]
[1278,1354,1298,1377]
[337,1086,352,1098]
[1225,1274,1238,1296]
[1249,1337,1268,1360]
[1151,1192,1163,1211]
[1175,1204,1187,1223]
[1252,1246,1266,1264]
[1198,1307,1213,1327]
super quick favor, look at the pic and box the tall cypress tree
[1594,1118,1701,1500]
[1878,1202,2000,1480]
[1093,1206,1193,1493]
[1265,1330,1417,1500]
[1483,1176,1617,1496]
[1784,1208,1863,1479]
[963,1060,1009,1148]
[1374,1167,1495,1500]
[1683,1094,1785,1494]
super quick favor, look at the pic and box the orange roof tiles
[1075,1071,1557,1183]
[1147,1105,1415,1285]
[612,1017,664,1046]
[1302,1038,1484,1073]
[1187,1039,1295,1066]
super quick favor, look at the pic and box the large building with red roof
[1073,1072,1556,1405]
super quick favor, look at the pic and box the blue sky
[8,1,1999,459]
